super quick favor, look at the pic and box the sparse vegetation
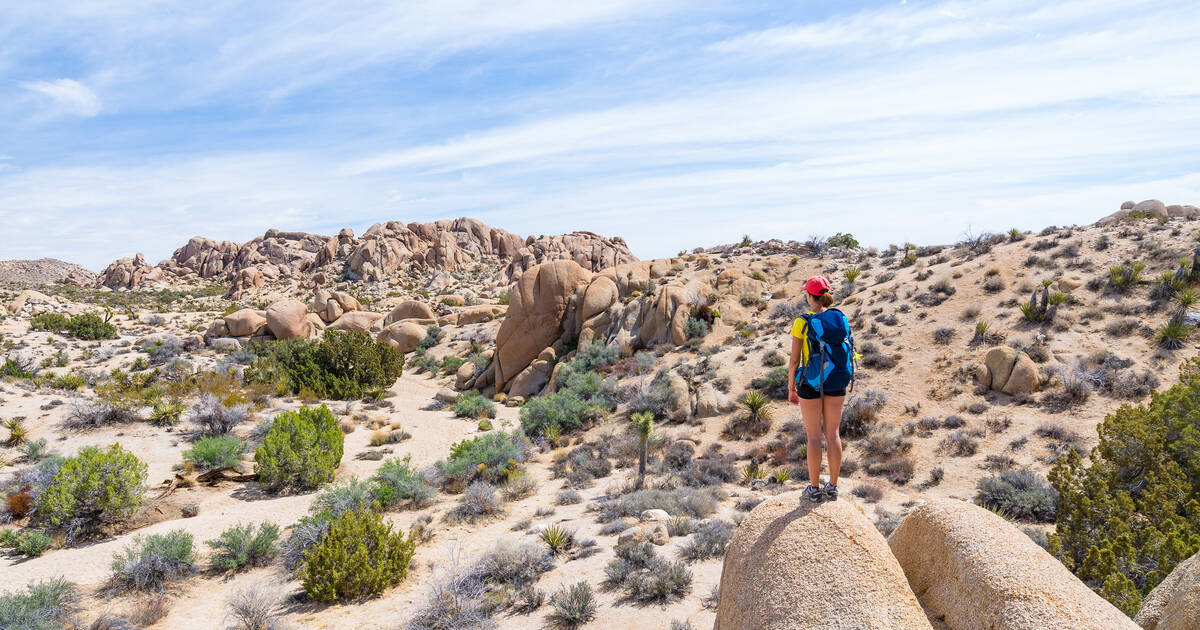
[36,444,147,539]
[110,530,196,592]
[453,390,496,419]
[298,507,417,603]
[976,469,1057,522]
[247,330,403,400]
[207,522,280,572]
[254,406,344,491]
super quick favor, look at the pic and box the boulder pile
[975,346,1039,396]
[1098,199,1200,225]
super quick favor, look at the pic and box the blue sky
[2,0,1199,270]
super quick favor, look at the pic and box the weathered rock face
[715,494,932,630]
[975,346,1039,396]
[493,260,593,391]
[376,321,427,353]
[888,499,1139,630]
[1098,200,1200,225]
[506,231,639,280]
[1136,550,1200,630]
[98,253,162,289]
[265,299,311,340]
[313,289,362,323]
[223,309,268,337]
[384,300,435,325]
[227,267,264,299]
[326,311,384,334]
[6,290,57,315]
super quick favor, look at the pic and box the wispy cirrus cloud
[19,78,100,117]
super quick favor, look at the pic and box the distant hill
[0,258,96,286]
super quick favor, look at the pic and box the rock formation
[715,494,932,630]
[888,499,1139,630]
[975,346,1039,396]
[98,253,163,289]
[1099,199,1200,225]
[1136,550,1200,630]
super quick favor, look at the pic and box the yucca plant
[843,267,862,284]
[540,524,574,555]
[1019,302,1046,323]
[1176,289,1198,310]
[1109,262,1144,292]
[740,461,766,483]
[4,418,26,446]
[741,391,772,423]
[1048,292,1070,306]
[974,320,990,341]
[543,424,562,449]
[772,468,792,484]
[1156,315,1191,350]
[631,412,654,489]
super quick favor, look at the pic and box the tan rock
[1132,199,1167,215]
[7,289,52,315]
[581,275,618,321]
[1001,352,1039,396]
[265,299,310,340]
[376,321,426,353]
[205,319,229,338]
[384,300,435,325]
[437,294,466,306]
[438,313,459,326]
[223,309,268,337]
[980,346,1019,391]
[227,267,265,299]
[494,260,592,391]
[327,311,384,334]
[716,495,931,630]
[508,358,553,399]
[1136,550,1200,630]
[693,382,729,419]
[889,498,1139,630]
[455,361,477,390]
[458,305,505,325]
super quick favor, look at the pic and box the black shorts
[797,383,846,399]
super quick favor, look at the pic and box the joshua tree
[631,412,654,489]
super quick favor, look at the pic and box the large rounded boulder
[327,311,384,334]
[493,260,592,391]
[1136,550,1200,630]
[888,499,1139,630]
[376,321,427,353]
[715,494,931,630]
[265,299,311,340]
[975,346,1038,396]
[383,300,435,325]
[223,308,268,337]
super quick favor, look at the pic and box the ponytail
[815,290,834,308]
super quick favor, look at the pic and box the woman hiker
[787,275,857,502]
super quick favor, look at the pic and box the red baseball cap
[804,275,831,296]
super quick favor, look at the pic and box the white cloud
[19,78,101,117]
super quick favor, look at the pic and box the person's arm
[788,335,802,405]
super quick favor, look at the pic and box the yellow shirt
[790,313,817,365]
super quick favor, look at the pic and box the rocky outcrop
[1099,200,1200,225]
[6,290,57,315]
[506,231,638,280]
[0,258,96,286]
[222,309,268,337]
[1136,550,1200,630]
[326,311,384,334]
[377,321,428,353]
[343,218,526,282]
[227,267,264,299]
[98,253,163,289]
[162,230,327,281]
[889,499,1139,630]
[313,289,362,323]
[715,494,932,630]
[492,260,593,392]
[975,346,1039,396]
[384,300,435,325]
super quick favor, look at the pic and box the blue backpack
[796,309,856,394]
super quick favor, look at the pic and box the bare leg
[822,395,846,486]
[800,397,824,486]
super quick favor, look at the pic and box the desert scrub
[1155,314,1191,350]
[298,507,417,603]
[30,312,117,340]
[207,522,280,571]
[604,541,692,603]
[0,578,78,630]
[370,455,435,510]
[840,388,887,438]
[749,365,789,399]
[254,406,344,491]
[36,444,147,538]
[15,530,52,557]
[189,394,250,436]
[624,367,681,420]
[722,390,773,440]
[975,469,1057,522]
[520,363,615,437]
[679,519,734,562]
[225,581,286,630]
[452,390,496,419]
[110,530,196,592]
[597,487,724,522]
[183,435,246,472]
[446,481,504,523]
[550,581,596,629]
[684,317,708,339]
[246,330,403,400]
[435,431,528,489]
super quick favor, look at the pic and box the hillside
[1,200,1199,629]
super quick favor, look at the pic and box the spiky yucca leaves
[631,411,654,489]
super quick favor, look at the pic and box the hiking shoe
[822,482,838,501]
[801,484,824,503]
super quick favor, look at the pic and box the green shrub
[976,469,1057,522]
[1049,358,1200,614]
[31,312,117,340]
[573,342,619,371]
[419,325,442,350]
[110,530,196,592]
[1156,315,1191,350]
[298,508,417,603]
[254,406,344,491]
[16,531,52,557]
[207,522,280,572]
[604,541,692,603]
[0,578,78,630]
[183,435,246,472]
[684,318,708,339]
[452,390,496,419]
[29,312,70,332]
[749,366,789,399]
[435,431,527,488]
[370,456,435,510]
[36,444,147,536]
[247,330,403,400]
[1108,263,1144,292]
[827,232,859,249]
[519,362,616,438]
